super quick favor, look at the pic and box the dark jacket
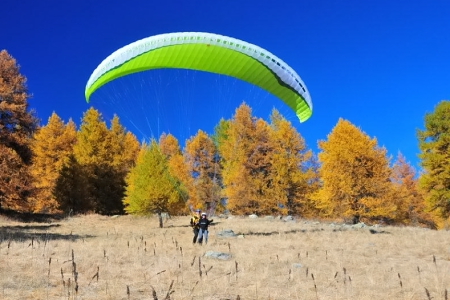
[197,217,213,230]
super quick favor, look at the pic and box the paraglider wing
[85,32,313,122]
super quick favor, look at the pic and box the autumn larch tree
[249,118,274,215]
[315,118,395,224]
[53,154,89,214]
[73,108,139,214]
[30,113,77,213]
[73,108,110,213]
[185,130,222,214]
[159,133,190,215]
[0,50,38,211]
[417,100,450,228]
[107,115,140,172]
[100,115,140,214]
[269,110,318,216]
[124,140,186,227]
[391,153,431,227]
[218,103,273,215]
[298,153,322,218]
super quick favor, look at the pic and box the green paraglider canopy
[85,32,313,122]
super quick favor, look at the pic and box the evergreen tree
[417,100,450,227]
[315,119,395,223]
[124,140,186,227]
[30,113,77,213]
[0,50,38,211]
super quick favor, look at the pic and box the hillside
[0,214,449,299]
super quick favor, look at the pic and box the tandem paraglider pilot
[190,209,202,244]
[197,212,213,245]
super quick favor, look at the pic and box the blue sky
[3,0,450,170]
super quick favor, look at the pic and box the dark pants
[193,228,199,243]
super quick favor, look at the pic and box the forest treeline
[2,50,450,228]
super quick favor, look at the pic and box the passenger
[197,212,213,245]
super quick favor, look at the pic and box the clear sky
[3,0,450,170]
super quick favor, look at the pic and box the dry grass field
[0,214,449,300]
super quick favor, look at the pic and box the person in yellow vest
[190,209,201,244]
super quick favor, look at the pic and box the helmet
[201,212,207,216]
[196,209,201,212]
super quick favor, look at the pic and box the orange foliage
[391,153,431,226]
[185,130,221,212]
[159,133,190,214]
[30,113,77,212]
[0,50,38,211]
[315,119,395,223]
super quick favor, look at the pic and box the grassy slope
[0,214,449,300]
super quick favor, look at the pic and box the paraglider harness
[190,214,200,229]
[190,210,201,243]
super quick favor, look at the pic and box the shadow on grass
[0,225,94,243]
[241,229,308,236]
[369,228,391,234]
[0,207,65,223]
[0,208,93,242]
[165,224,192,228]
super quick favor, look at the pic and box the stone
[204,251,232,260]
[217,229,237,237]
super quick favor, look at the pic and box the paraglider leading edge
[85,32,313,122]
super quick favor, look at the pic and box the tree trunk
[158,212,163,228]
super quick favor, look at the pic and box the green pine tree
[417,100,450,228]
